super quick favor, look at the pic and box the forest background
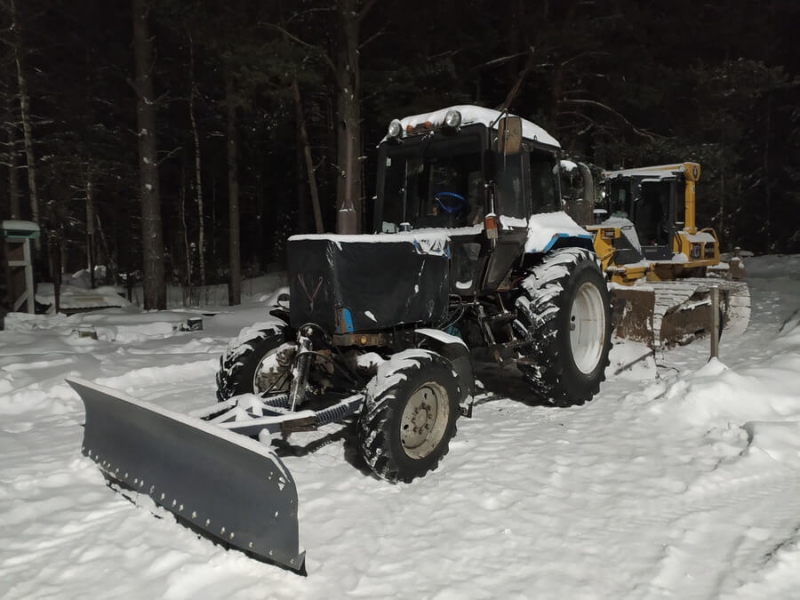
[1,0,797,309]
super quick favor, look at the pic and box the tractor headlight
[387,119,402,139]
[444,109,462,129]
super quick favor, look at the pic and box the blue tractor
[69,106,612,573]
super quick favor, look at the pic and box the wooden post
[710,286,720,360]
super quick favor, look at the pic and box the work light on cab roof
[387,118,402,140]
[443,108,462,129]
[390,108,464,139]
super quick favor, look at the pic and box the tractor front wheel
[216,324,293,401]
[358,350,461,483]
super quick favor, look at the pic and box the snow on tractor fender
[522,211,594,254]
[414,327,475,410]
[67,378,305,573]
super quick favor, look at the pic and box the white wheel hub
[400,382,450,459]
[569,281,607,374]
[253,344,293,394]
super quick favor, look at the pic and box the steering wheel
[434,191,467,215]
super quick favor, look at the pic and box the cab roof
[388,105,561,149]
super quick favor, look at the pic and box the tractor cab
[373,106,565,294]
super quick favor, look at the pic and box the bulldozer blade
[67,378,305,572]
[611,279,751,349]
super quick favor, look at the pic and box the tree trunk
[226,70,242,306]
[188,32,206,287]
[10,0,40,227]
[295,108,309,234]
[763,93,771,253]
[254,171,264,272]
[85,165,96,288]
[6,105,21,220]
[180,164,191,287]
[293,80,324,234]
[49,234,61,314]
[132,0,166,310]
[95,211,116,284]
[211,176,217,284]
[335,0,362,233]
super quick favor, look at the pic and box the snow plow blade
[67,378,305,572]
[611,279,751,349]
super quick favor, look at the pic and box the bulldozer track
[617,278,750,349]
[649,280,708,349]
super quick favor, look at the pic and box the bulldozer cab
[600,163,702,262]
[603,175,677,260]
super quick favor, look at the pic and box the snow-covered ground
[2,256,800,599]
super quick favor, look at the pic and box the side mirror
[496,116,522,154]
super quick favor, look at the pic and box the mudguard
[67,378,305,572]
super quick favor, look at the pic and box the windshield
[377,130,560,232]
[380,132,484,232]
[605,180,633,218]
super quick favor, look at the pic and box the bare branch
[559,50,610,69]
[359,27,384,50]
[157,146,182,166]
[557,110,607,131]
[127,78,169,107]
[500,47,536,112]
[429,48,461,61]
[472,51,530,70]
[359,0,379,22]
[286,7,335,25]
[260,22,336,76]
[560,98,660,139]
[126,77,142,99]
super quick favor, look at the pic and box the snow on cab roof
[603,163,694,181]
[394,105,560,149]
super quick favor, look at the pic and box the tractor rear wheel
[216,324,293,401]
[513,247,612,406]
[358,350,461,483]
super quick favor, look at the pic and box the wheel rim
[570,281,607,374]
[253,346,292,394]
[400,382,450,459]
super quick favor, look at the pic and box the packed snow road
[1,256,799,599]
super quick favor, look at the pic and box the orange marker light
[484,214,499,240]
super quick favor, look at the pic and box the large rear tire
[358,350,461,483]
[216,324,292,401]
[513,247,612,406]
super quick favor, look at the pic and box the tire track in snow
[638,448,800,599]
[95,358,218,393]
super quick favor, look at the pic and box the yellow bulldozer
[583,162,750,349]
